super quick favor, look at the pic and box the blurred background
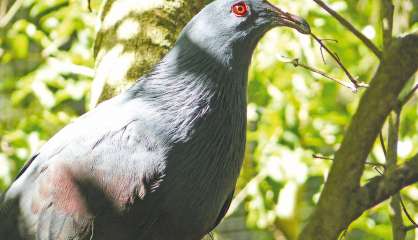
[0,0,417,239]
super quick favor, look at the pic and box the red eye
[231,2,249,17]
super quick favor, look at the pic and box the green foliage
[0,0,417,239]
[0,0,95,188]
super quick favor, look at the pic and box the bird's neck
[126,43,249,202]
[128,42,250,142]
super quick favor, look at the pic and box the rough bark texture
[90,0,207,107]
[357,153,418,212]
[386,112,406,240]
[299,33,418,240]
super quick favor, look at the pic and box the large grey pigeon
[1,0,310,239]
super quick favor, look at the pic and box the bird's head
[175,0,310,66]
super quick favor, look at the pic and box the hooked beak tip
[278,12,311,34]
[267,2,311,34]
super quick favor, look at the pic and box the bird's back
[1,95,172,239]
[1,78,246,239]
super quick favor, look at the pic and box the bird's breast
[156,103,247,234]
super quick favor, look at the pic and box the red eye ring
[232,2,249,17]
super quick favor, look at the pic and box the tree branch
[299,33,418,240]
[282,57,358,91]
[398,84,418,108]
[356,153,418,215]
[312,0,383,59]
[386,112,406,240]
[310,33,369,91]
[308,153,418,239]
[381,0,395,48]
[313,154,386,168]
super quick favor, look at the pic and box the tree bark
[90,0,207,107]
[299,33,418,240]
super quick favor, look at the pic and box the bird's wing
[2,96,167,239]
[210,190,234,232]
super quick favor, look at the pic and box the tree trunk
[90,0,207,107]
[298,33,418,240]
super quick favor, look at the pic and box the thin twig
[398,84,418,108]
[374,166,385,176]
[310,33,369,91]
[379,108,418,236]
[281,57,358,92]
[400,195,418,229]
[312,0,382,59]
[386,111,407,240]
[379,131,388,159]
[381,0,395,48]
[319,45,326,64]
[318,38,338,64]
[313,154,334,160]
[366,162,387,168]
[321,39,339,43]
[404,225,417,232]
[313,154,386,168]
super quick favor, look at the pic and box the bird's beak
[266,2,311,34]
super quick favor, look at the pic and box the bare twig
[299,35,418,240]
[321,39,339,43]
[360,153,418,208]
[404,225,418,232]
[377,130,388,181]
[379,131,388,159]
[312,0,382,59]
[319,45,326,64]
[400,195,418,229]
[398,84,418,108]
[280,57,358,91]
[313,154,385,168]
[319,38,338,64]
[378,113,418,235]
[366,162,387,168]
[386,112,406,240]
[280,32,369,92]
[313,154,334,160]
[379,2,413,237]
[374,166,385,176]
[381,0,395,48]
[310,33,369,91]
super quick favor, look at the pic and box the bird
[1,0,310,239]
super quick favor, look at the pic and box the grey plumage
[1,0,309,239]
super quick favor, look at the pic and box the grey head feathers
[126,0,309,144]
